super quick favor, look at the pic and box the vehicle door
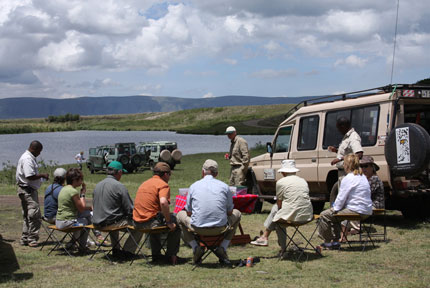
[91,148,104,169]
[289,114,320,192]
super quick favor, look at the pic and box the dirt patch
[0,195,44,207]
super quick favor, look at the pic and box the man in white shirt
[75,151,85,170]
[16,141,49,247]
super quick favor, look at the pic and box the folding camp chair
[190,226,235,270]
[87,224,130,263]
[275,216,323,262]
[127,225,170,265]
[367,208,387,242]
[42,224,91,256]
[39,217,56,251]
[334,213,375,251]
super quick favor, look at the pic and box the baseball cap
[225,126,236,134]
[154,162,171,173]
[108,161,128,173]
[53,168,67,178]
[202,159,218,172]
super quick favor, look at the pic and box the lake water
[0,130,273,168]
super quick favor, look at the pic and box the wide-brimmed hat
[108,161,128,173]
[360,155,379,171]
[278,160,300,173]
[225,126,236,134]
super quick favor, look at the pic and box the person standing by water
[225,126,250,186]
[75,151,85,170]
[16,140,49,247]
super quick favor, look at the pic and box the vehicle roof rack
[283,83,429,119]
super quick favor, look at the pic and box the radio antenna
[390,0,400,84]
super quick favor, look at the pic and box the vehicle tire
[118,155,130,166]
[171,149,182,162]
[329,181,339,206]
[385,123,430,176]
[312,201,325,214]
[131,154,142,166]
[246,169,263,213]
[160,150,171,162]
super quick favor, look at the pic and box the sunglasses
[360,164,371,168]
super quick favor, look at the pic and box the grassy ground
[0,104,293,135]
[1,150,430,287]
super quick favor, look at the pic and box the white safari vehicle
[247,84,430,218]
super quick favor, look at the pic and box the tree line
[46,113,80,123]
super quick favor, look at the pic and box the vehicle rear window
[297,115,319,150]
[323,105,379,148]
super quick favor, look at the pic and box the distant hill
[0,95,315,119]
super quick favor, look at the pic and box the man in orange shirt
[127,162,180,264]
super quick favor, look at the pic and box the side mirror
[266,142,273,157]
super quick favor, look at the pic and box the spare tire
[384,123,430,176]
[118,154,130,166]
[171,149,182,162]
[131,154,142,166]
[160,150,171,162]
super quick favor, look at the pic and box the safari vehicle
[137,141,182,170]
[87,142,147,173]
[247,84,430,218]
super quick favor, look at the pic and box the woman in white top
[317,154,372,249]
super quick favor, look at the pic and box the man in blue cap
[92,161,135,258]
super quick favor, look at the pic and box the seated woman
[56,168,92,251]
[360,155,385,209]
[250,159,313,254]
[44,168,67,224]
[317,154,373,249]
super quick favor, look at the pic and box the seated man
[177,159,241,264]
[250,160,313,254]
[128,162,181,265]
[92,161,134,258]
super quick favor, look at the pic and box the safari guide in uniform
[16,140,49,247]
[225,126,250,186]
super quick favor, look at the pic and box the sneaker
[28,241,39,247]
[214,247,231,265]
[250,237,268,246]
[193,246,205,264]
[86,239,95,247]
[96,235,111,247]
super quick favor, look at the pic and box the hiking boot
[193,246,205,264]
[214,247,231,265]
[250,237,268,246]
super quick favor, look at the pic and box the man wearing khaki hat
[177,159,241,265]
[225,126,250,186]
[128,162,181,265]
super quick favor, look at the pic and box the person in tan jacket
[225,126,250,186]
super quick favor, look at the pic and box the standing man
[16,140,49,247]
[128,162,181,265]
[92,161,134,258]
[177,159,241,265]
[225,126,250,186]
[75,151,85,170]
[328,117,363,204]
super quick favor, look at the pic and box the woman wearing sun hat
[360,155,384,209]
[250,159,313,251]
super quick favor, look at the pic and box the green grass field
[1,150,430,287]
[0,104,294,135]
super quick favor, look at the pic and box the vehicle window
[109,148,115,154]
[297,115,319,150]
[323,105,379,148]
[404,105,430,134]
[97,149,103,156]
[274,125,293,153]
[131,146,136,154]
[160,146,166,151]
[151,146,157,152]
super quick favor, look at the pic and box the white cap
[278,160,300,173]
[53,168,67,177]
[225,126,236,134]
[203,159,218,172]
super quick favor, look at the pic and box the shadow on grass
[372,214,429,230]
[0,273,33,284]
[0,235,33,284]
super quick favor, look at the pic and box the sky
[0,0,429,99]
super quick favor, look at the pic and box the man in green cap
[92,161,135,259]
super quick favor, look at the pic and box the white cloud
[203,92,215,98]
[223,58,237,65]
[334,55,368,68]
